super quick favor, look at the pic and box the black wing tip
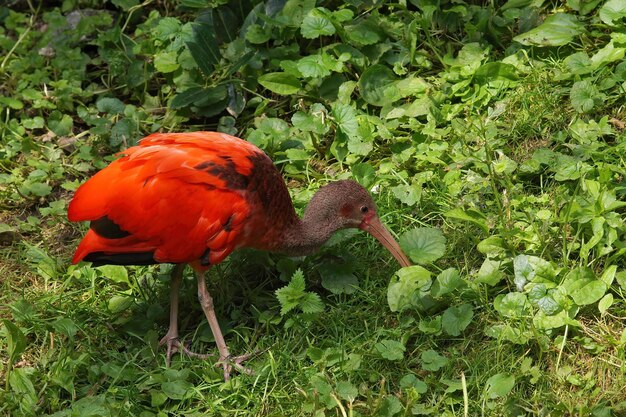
[83,251,157,266]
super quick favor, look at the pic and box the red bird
[68,131,411,379]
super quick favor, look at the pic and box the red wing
[68,132,262,266]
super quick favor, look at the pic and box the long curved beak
[360,215,412,267]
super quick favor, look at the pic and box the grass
[2,0,626,416]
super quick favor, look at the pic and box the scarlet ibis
[68,131,411,380]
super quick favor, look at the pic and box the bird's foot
[159,334,214,366]
[217,352,258,381]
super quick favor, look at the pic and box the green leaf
[494,292,529,318]
[171,87,206,109]
[391,183,421,206]
[154,51,179,73]
[331,103,359,139]
[375,339,405,361]
[245,24,271,44]
[528,284,561,315]
[319,261,358,294]
[387,265,432,312]
[97,265,129,285]
[275,269,324,315]
[358,64,398,107]
[598,293,613,315]
[399,227,446,264]
[599,0,626,26]
[420,349,448,371]
[51,317,79,339]
[9,368,37,410]
[2,320,26,365]
[48,114,73,136]
[107,295,133,313]
[161,380,193,400]
[441,304,473,336]
[96,97,125,114]
[297,55,330,78]
[351,163,375,188]
[258,72,302,95]
[475,259,504,286]
[301,9,335,39]
[431,268,463,298]
[186,11,220,76]
[444,208,488,233]
[484,373,515,398]
[399,374,428,393]
[513,13,584,46]
[335,380,358,401]
[570,80,604,113]
[562,267,607,306]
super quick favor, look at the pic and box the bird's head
[304,180,412,267]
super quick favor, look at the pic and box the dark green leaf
[258,72,301,95]
[513,13,584,46]
[186,11,220,76]
[441,304,473,336]
[421,349,448,371]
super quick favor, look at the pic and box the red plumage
[68,131,273,268]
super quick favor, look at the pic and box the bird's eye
[360,206,369,213]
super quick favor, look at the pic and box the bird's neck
[274,215,337,256]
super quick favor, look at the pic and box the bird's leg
[158,263,185,366]
[195,271,254,380]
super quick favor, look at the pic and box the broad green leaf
[477,236,507,256]
[484,373,515,398]
[528,284,561,315]
[375,339,405,361]
[513,13,584,46]
[171,87,206,109]
[475,259,504,286]
[108,295,133,313]
[562,267,607,306]
[444,208,488,233]
[319,262,358,295]
[245,24,271,44]
[494,292,529,318]
[2,320,26,364]
[563,52,593,75]
[359,64,398,106]
[599,0,626,26]
[431,268,463,298]
[441,304,473,336]
[570,80,604,113]
[297,55,330,78]
[399,227,446,264]
[275,269,324,315]
[96,97,125,114]
[486,324,532,344]
[258,72,301,95]
[420,349,448,371]
[154,51,179,73]
[97,265,129,285]
[335,380,358,401]
[48,114,73,136]
[301,9,335,39]
[51,317,79,339]
[598,293,613,314]
[331,103,359,139]
[351,163,375,188]
[391,183,421,206]
[419,316,442,335]
[9,368,37,410]
[387,265,432,312]
[345,19,382,45]
[186,11,220,76]
[161,380,193,400]
[399,374,428,393]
